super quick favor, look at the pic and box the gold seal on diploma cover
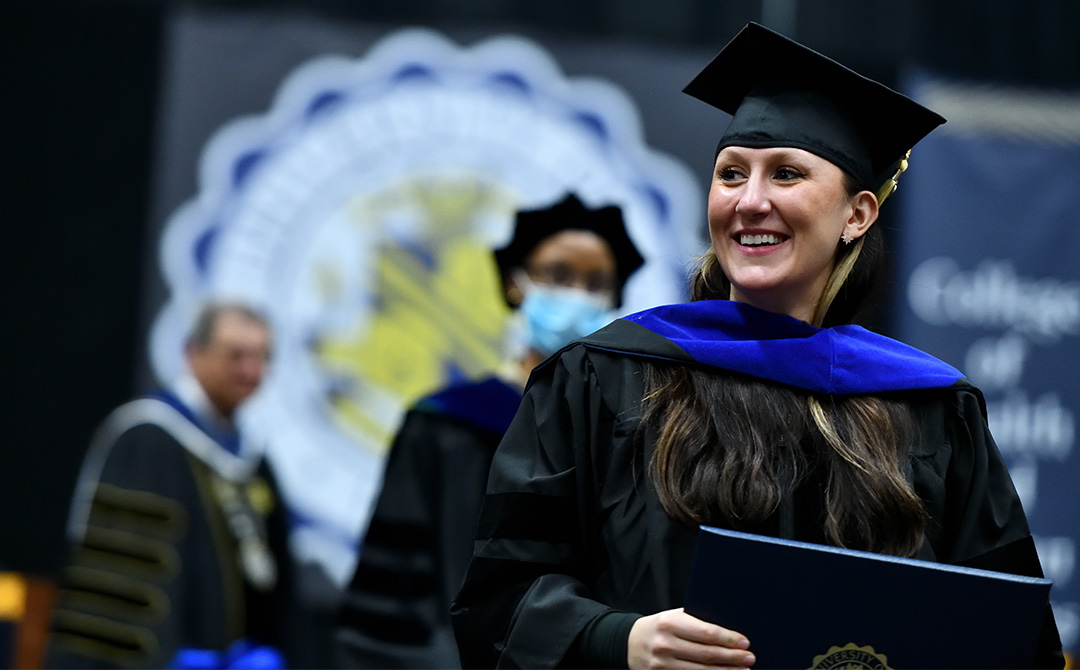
[808,643,892,670]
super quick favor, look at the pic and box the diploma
[684,525,1052,669]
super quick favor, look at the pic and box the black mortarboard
[494,193,644,307]
[683,22,945,189]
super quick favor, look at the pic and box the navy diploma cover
[684,526,1051,669]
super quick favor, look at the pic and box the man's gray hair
[187,301,270,349]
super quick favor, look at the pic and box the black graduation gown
[450,304,1064,669]
[45,393,296,669]
[335,377,522,669]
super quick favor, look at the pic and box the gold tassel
[875,149,911,206]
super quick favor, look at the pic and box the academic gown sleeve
[47,423,237,668]
[47,415,299,670]
[450,346,619,669]
[913,386,1065,668]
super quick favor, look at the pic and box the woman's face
[708,146,875,322]
[521,229,618,302]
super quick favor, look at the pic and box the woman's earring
[841,232,854,245]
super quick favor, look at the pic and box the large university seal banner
[895,73,1080,654]
[150,28,702,582]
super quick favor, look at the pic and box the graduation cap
[494,193,644,307]
[683,22,945,199]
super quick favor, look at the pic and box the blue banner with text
[895,74,1080,653]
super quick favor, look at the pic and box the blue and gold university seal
[808,643,892,670]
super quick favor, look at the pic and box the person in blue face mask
[333,193,644,669]
[513,271,616,359]
[497,193,643,372]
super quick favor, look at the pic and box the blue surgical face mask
[515,273,616,357]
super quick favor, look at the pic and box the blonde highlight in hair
[645,363,927,556]
[811,236,865,327]
[690,251,726,301]
[806,393,927,551]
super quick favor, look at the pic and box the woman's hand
[627,608,755,669]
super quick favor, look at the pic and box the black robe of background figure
[449,304,1064,669]
[45,389,299,669]
[335,377,522,669]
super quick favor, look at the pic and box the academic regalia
[449,300,1064,669]
[46,377,296,669]
[335,377,522,669]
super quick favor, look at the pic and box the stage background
[9,0,1080,657]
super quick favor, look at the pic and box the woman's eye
[775,167,805,181]
[717,167,744,182]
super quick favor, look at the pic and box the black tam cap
[683,22,945,188]
[494,193,644,307]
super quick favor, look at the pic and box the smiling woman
[707,146,878,323]
[449,22,1065,670]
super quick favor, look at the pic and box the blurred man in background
[46,301,299,669]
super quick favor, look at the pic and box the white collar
[172,373,236,434]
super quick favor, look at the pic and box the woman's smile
[733,228,790,255]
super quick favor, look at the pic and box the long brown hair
[645,175,927,557]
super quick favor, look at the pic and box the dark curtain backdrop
[7,2,162,574]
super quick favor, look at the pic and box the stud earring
[841,232,854,245]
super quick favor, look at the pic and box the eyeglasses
[201,342,272,364]
[525,261,617,298]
